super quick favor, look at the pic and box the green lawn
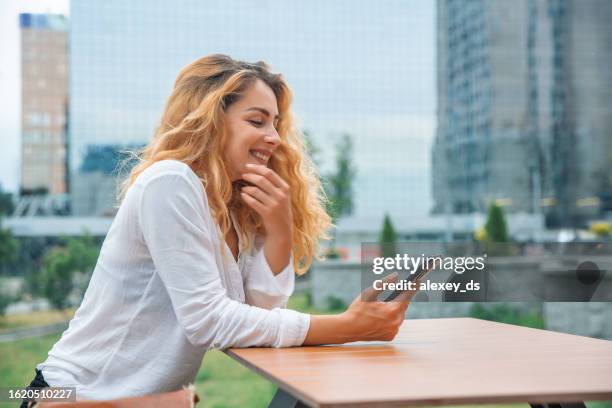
[0,308,75,334]
[0,295,610,408]
[0,295,320,408]
[0,332,275,408]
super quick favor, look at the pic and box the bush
[485,202,509,243]
[0,289,12,317]
[322,247,349,260]
[591,222,611,237]
[0,279,17,317]
[325,296,347,312]
[470,303,544,329]
[304,291,312,307]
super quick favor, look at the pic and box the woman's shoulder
[131,160,212,216]
[135,160,201,188]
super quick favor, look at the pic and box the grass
[0,308,75,334]
[0,333,62,388]
[0,295,318,408]
[0,332,274,408]
[0,294,610,408]
[196,351,276,408]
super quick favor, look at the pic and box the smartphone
[383,256,440,302]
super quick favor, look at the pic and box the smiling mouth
[249,150,270,164]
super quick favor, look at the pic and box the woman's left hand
[240,163,293,241]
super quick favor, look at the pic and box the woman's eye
[249,120,263,127]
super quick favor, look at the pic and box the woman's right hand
[341,273,419,342]
[303,273,421,345]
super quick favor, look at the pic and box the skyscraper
[432,0,612,227]
[19,13,69,196]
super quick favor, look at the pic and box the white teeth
[250,151,268,162]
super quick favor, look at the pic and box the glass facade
[70,0,435,217]
[433,0,612,227]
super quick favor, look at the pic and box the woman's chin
[246,155,268,167]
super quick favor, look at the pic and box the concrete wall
[544,303,612,339]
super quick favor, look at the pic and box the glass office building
[432,0,612,227]
[70,0,435,218]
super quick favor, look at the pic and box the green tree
[0,187,14,216]
[379,213,398,258]
[41,246,74,312]
[65,235,99,274]
[66,234,99,295]
[324,134,356,223]
[0,281,13,317]
[0,186,19,274]
[485,202,509,243]
[24,268,43,298]
[0,214,20,274]
[41,235,100,312]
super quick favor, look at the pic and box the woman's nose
[264,128,281,147]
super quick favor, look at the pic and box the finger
[245,163,288,189]
[242,172,278,196]
[245,163,289,190]
[394,278,422,304]
[362,272,398,302]
[240,191,267,215]
[242,186,274,207]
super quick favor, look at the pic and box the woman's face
[224,79,281,181]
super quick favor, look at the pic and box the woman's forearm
[302,313,358,345]
[301,274,415,346]
[264,234,292,275]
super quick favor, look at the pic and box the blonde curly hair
[119,54,330,274]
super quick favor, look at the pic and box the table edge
[223,318,612,407]
[224,348,612,407]
[224,347,322,407]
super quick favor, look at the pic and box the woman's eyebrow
[245,107,280,120]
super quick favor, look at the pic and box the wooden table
[225,318,612,408]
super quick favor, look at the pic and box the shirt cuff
[276,309,311,347]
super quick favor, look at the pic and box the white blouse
[37,160,310,400]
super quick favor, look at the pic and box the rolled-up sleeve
[137,171,310,349]
[244,248,295,310]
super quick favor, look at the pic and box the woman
[24,54,415,404]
